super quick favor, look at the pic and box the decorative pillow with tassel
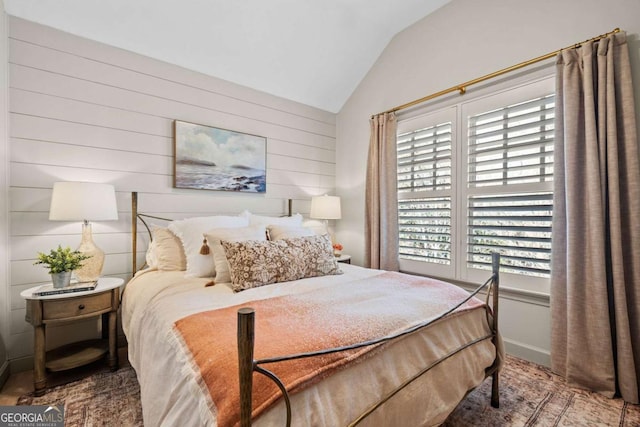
[168,215,249,277]
[204,225,267,284]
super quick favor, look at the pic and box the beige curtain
[551,32,640,404]
[365,112,399,271]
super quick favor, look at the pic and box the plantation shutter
[466,94,555,278]
[468,95,555,187]
[397,121,453,266]
[397,122,452,192]
[396,77,555,292]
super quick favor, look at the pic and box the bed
[123,192,502,426]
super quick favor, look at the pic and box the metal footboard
[237,253,501,426]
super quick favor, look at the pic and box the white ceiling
[4,0,449,113]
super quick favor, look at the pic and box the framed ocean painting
[173,120,267,193]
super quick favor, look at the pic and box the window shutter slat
[398,198,451,265]
[398,121,453,193]
[469,94,555,188]
[470,117,555,141]
[397,136,452,153]
[467,193,553,277]
[469,133,554,155]
[470,96,554,124]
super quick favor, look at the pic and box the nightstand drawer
[42,292,112,321]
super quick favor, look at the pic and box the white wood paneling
[11,233,132,260]
[11,88,169,136]
[10,309,29,335]
[6,16,336,365]
[8,18,335,126]
[9,38,335,138]
[11,114,171,156]
[269,139,335,163]
[0,7,10,383]
[12,138,171,175]
[11,163,172,193]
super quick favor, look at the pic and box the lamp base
[74,222,105,283]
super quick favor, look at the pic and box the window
[397,108,456,279]
[397,77,555,293]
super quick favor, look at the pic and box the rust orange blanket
[173,271,485,427]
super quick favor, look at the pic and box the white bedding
[122,264,498,426]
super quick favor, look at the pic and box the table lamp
[49,182,118,282]
[310,195,341,239]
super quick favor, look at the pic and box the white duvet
[122,264,497,426]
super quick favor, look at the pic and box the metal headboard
[131,191,294,274]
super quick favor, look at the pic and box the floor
[0,346,129,405]
[0,370,32,405]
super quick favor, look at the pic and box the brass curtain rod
[374,27,621,117]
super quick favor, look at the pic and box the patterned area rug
[444,355,640,426]
[17,367,142,427]
[17,356,640,426]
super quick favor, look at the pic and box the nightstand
[336,254,351,264]
[21,277,124,396]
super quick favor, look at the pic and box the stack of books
[32,280,98,296]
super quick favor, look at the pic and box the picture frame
[173,120,267,193]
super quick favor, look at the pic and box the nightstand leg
[33,324,46,396]
[108,310,117,371]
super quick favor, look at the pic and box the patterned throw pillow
[204,225,267,284]
[221,234,342,292]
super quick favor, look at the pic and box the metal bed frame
[237,258,501,426]
[130,192,294,274]
[129,191,501,426]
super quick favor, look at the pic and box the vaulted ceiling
[4,0,449,112]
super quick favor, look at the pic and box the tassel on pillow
[199,236,210,255]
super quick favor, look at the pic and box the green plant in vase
[34,245,91,288]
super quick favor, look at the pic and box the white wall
[336,0,640,365]
[0,2,10,386]
[6,17,336,370]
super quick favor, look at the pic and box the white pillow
[267,224,316,241]
[205,225,267,284]
[151,226,186,271]
[240,210,304,227]
[168,215,249,277]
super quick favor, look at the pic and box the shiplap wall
[1,9,10,383]
[7,16,336,368]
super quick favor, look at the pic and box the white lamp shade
[310,195,341,220]
[49,182,118,221]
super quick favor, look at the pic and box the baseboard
[503,337,550,367]
[0,359,9,390]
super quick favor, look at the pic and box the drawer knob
[78,304,85,310]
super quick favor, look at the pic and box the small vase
[334,250,342,257]
[51,271,73,289]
